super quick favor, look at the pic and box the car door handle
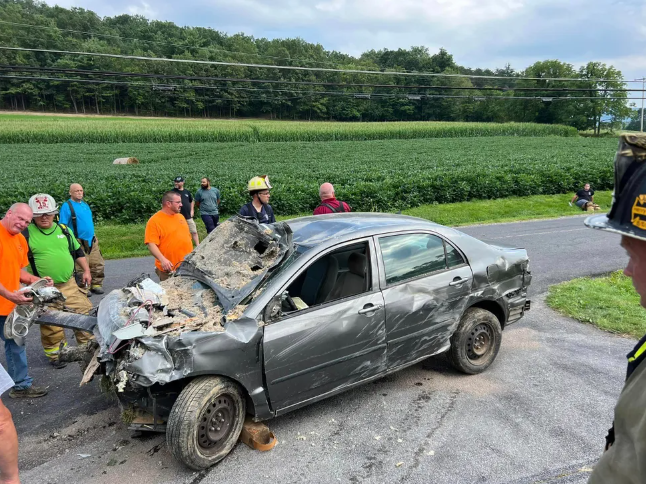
[358,304,383,315]
[449,277,468,287]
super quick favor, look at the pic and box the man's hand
[42,276,53,287]
[82,270,92,286]
[7,289,33,305]
[160,257,174,273]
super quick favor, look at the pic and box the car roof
[285,213,452,247]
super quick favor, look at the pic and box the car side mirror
[263,294,283,323]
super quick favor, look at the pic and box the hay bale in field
[113,157,139,165]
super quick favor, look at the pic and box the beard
[201,184,208,188]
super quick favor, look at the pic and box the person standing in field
[145,191,193,282]
[25,194,93,369]
[0,363,20,483]
[570,183,600,212]
[313,182,352,215]
[0,203,49,399]
[585,133,646,483]
[195,177,221,234]
[172,176,199,246]
[59,183,106,294]
[239,176,276,224]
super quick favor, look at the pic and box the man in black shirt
[172,176,199,245]
[570,183,600,212]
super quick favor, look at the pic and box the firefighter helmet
[28,193,59,216]
[248,175,272,192]
[585,133,646,241]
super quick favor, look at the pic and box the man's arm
[0,398,19,484]
[0,278,32,305]
[147,243,174,272]
[18,269,53,289]
[190,200,195,219]
[59,202,70,226]
[74,253,92,286]
[570,194,579,203]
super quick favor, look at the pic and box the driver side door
[263,239,387,414]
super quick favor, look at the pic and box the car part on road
[239,417,278,452]
[448,307,503,374]
[167,376,246,470]
[4,279,65,345]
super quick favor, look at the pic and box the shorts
[186,218,198,234]
[575,199,590,209]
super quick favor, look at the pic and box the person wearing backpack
[313,183,351,215]
[26,194,93,369]
[59,183,106,294]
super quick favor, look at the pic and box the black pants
[201,214,220,234]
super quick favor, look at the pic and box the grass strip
[96,191,611,260]
[546,271,646,339]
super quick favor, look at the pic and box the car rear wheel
[167,376,246,470]
[448,307,502,375]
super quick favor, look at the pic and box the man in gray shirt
[195,177,221,234]
[0,364,19,483]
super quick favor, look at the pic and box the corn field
[0,115,578,143]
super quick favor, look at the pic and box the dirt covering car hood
[89,216,293,387]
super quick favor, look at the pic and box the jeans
[0,316,32,390]
[201,214,220,234]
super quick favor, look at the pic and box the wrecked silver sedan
[36,214,531,470]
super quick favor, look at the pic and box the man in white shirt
[0,364,19,483]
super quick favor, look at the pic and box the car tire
[448,307,502,375]
[167,376,246,470]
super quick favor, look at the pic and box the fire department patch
[632,195,646,229]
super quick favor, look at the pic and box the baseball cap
[174,176,185,182]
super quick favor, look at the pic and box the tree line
[0,0,631,132]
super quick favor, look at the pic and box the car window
[379,233,448,285]
[446,243,465,268]
[280,242,371,314]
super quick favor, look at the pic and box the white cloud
[126,1,157,18]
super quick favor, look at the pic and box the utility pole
[641,78,645,132]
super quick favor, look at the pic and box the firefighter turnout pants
[75,236,105,288]
[40,278,94,361]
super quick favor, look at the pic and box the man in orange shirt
[145,191,194,282]
[0,203,49,399]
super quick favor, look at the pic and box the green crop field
[0,136,616,223]
[0,115,577,143]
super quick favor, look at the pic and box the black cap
[585,134,646,241]
[174,176,184,182]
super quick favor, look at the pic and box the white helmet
[28,193,59,216]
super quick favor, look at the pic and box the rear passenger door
[376,232,473,369]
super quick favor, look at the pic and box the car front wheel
[448,307,502,375]
[167,376,246,470]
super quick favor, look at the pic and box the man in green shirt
[26,194,93,369]
[195,177,221,234]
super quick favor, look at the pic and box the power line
[0,64,639,94]
[0,46,635,83]
[0,19,345,68]
[0,75,631,101]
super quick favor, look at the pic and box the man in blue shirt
[59,183,106,294]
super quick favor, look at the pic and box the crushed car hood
[89,217,293,383]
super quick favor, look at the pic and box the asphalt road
[4,215,633,484]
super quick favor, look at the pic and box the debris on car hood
[180,216,293,312]
[77,217,292,390]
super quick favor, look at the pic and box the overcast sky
[45,0,644,99]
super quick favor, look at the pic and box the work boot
[9,385,48,399]
[91,286,104,295]
[49,359,67,370]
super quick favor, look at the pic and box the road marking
[483,228,588,240]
